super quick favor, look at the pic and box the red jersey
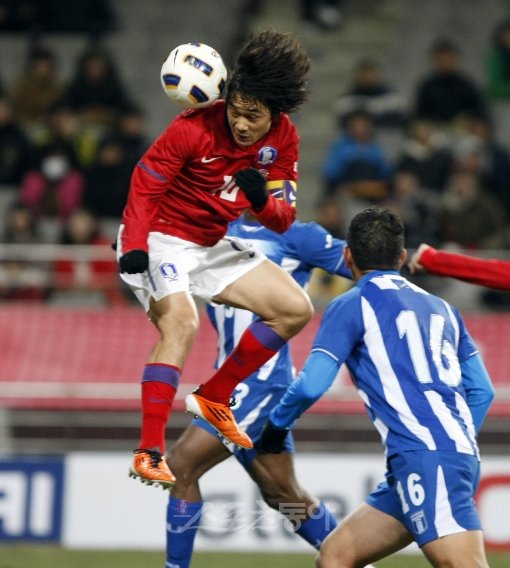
[420,246,510,290]
[120,100,298,252]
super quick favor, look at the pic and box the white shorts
[117,228,266,312]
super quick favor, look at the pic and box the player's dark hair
[347,207,404,271]
[227,30,310,115]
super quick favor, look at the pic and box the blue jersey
[313,271,480,458]
[207,217,350,386]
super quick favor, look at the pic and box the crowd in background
[317,25,510,254]
[0,0,152,304]
[1,7,510,306]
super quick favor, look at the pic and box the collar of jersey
[357,269,401,287]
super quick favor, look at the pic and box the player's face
[226,96,272,147]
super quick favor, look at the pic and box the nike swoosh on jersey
[201,156,222,163]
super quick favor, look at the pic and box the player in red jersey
[409,243,510,290]
[116,30,314,488]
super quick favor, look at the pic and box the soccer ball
[160,42,227,109]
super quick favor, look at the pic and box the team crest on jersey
[410,510,428,535]
[159,262,179,281]
[258,146,278,165]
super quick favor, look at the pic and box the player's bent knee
[260,484,310,512]
[317,550,347,568]
[261,492,286,511]
[285,292,314,332]
[297,293,314,323]
[158,311,199,340]
[317,535,349,568]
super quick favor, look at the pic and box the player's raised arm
[409,242,510,290]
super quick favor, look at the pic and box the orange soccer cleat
[185,390,253,450]
[129,448,176,490]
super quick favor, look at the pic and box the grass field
[0,547,508,568]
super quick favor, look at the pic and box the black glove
[119,250,149,274]
[234,168,268,211]
[255,421,289,454]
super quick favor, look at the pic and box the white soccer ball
[160,42,227,109]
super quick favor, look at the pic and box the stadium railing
[0,243,509,415]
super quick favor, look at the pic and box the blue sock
[166,496,203,568]
[295,502,337,550]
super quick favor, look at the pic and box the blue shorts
[366,450,481,547]
[193,380,295,469]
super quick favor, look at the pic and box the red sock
[199,322,286,404]
[139,364,180,452]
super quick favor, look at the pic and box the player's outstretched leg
[129,293,198,489]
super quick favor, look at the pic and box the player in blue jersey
[260,207,494,567]
[165,212,353,568]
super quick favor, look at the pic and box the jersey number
[231,382,250,409]
[396,310,461,387]
[396,473,425,514]
[218,176,240,202]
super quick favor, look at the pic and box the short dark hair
[347,207,404,271]
[227,30,310,115]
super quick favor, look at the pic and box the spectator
[9,44,66,133]
[52,208,124,305]
[439,169,507,249]
[414,38,487,126]
[250,0,343,31]
[0,0,115,36]
[301,0,343,30]
[0,0,40,32]
[321,109,393,237]
[321,109,392,199]
[2,200,39,243]
[115,104,150,168]
[83,136,132,219]
[394,118,453,192]
[315,195,344,239]
[62,46,134,129]
[383,168,440,248]
[312,196,351,299]
[334,58,407,128]
[0,96,33,186]
[42,0,116,38]
[0,201,49,301]
[35,103,98,169]
[20,141,85,221]
[454,113,510,219]
[486,18,510,101]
